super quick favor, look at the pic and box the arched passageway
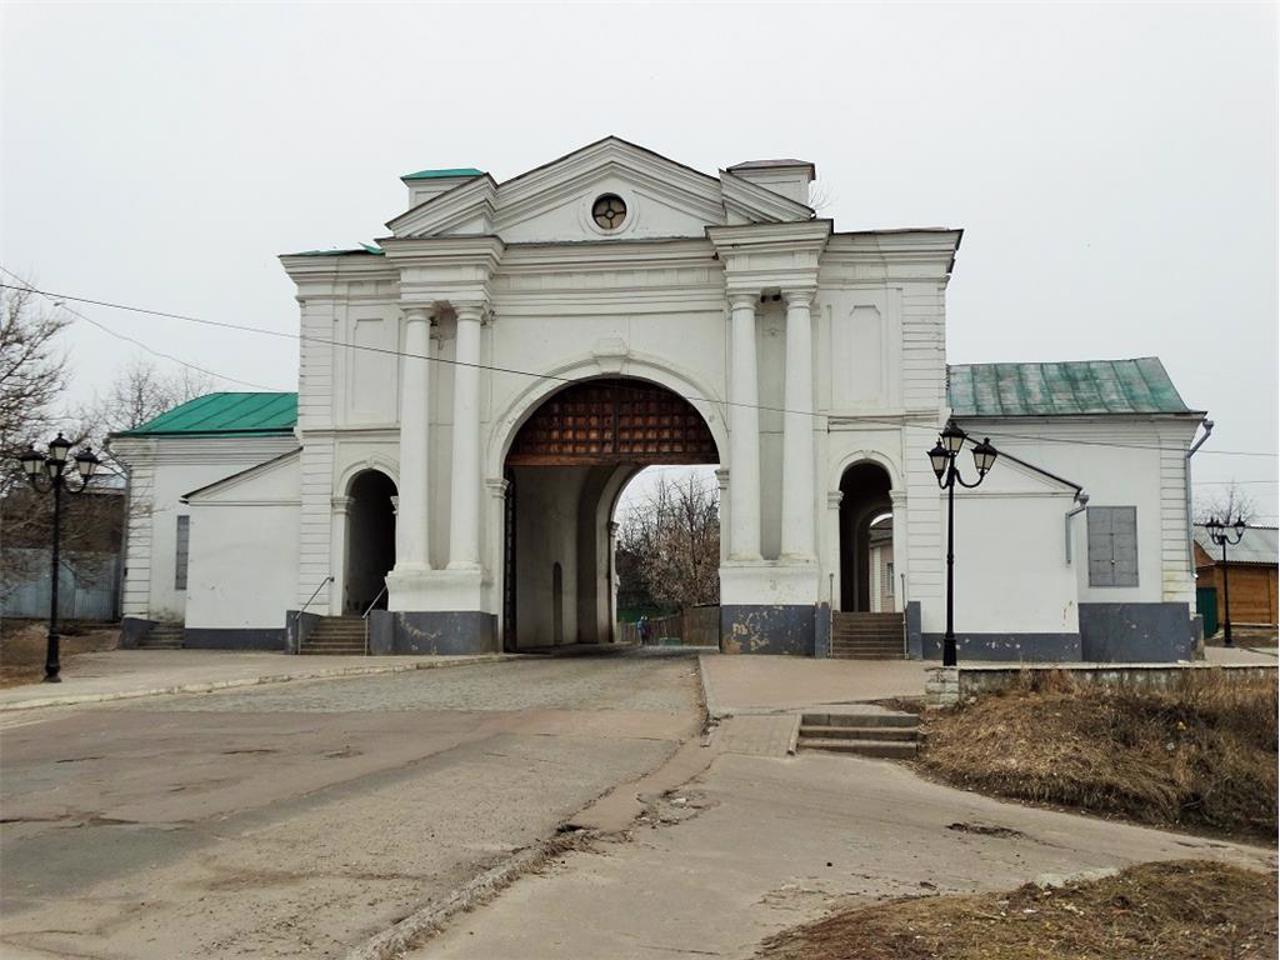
[502,377,720,651]
[839,462,893,612]
[345,470,397,614]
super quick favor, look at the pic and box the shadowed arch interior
[345,470,397,614]
[502,377,720,649]
[839,462,893,612]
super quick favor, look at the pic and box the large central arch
[501,376,721,650]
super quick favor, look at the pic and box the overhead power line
[1,278,1276,460]
[0,269,277,391]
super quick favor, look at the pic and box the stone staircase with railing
[137,622,184,649]
[299,615,366,656]
[830,611,906,659]
[796,709,920,759]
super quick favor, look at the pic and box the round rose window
[592,194,627,230]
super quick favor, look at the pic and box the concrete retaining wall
[926,662,1277,705]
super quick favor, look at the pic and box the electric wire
[2,278,1277,462]
[0,270,276,392]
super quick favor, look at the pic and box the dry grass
[918,670,1278,842]
[757,860,1276,960]
[0,619,119,686]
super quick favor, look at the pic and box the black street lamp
[17,434,101,682]
[1204,515,1247,648]
[927,422,998,667]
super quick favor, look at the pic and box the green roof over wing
[401,167,485,181]
[948,358,1192,417]
[114,392,298,437]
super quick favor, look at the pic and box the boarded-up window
[1087,506,1138,587]
[175,515,190,590]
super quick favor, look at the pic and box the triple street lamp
[18,434,101,682]
[928,422,999,668]
[1204,515,1247,648]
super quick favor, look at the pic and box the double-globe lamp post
[1205,515,1247,648]
[928,422,998,668]
[18,434,101,683]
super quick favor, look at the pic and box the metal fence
[1,549,121,621]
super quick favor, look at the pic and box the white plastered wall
[184,453,300,630]
[111,435,299,623]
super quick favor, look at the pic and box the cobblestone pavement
[0,648,702,959]
[126,649,697,715]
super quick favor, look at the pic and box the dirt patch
[757,859,1276,960]
[917,669,1277,842]
[0,619,119,686]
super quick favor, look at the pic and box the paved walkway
[1204,645,1278,664]
[700,654,928,717]
[414,739,1275,960]
[0,649,519,712]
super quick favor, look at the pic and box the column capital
[452,300,488,323]
[827,490,843,508]
[331,495,354,514]
[485,476,510,499]
[727,292,759,311]
[401,303,437,322]
[782,288,816,309]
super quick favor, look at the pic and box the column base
[387,567,484,612]
[368,609,497,655]
[720,560,819,605]
[718,561,821,656]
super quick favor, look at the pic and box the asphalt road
[0,649,702,959]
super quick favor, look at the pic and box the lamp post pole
[1206,516,1246,648]
[928,423,998,668]
[18,435,101,683]
[46,476,64,682]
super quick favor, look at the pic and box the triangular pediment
[386,137,813,242]
[182,449,301,504]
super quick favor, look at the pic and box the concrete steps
[300,616,366,656]
[137,623,183,649]
[797,710,920,759]
[830,612,905,660]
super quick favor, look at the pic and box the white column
[727,293,762,560]
[780,289,816,561]
[448,302,483,569]
[330,495,352,614]
[395,307,432,572]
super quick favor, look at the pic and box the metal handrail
[292,575,333,654]
[362,583,388,656]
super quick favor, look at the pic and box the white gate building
[111,138,1207,661]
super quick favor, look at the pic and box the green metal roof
[114,393,298,437]
[401,167,485,181]
[948,358,1192,417]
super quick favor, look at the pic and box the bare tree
[76,357,215,458]
[617,471,720,611]
[1195,481,1261,526]
[0,282,70,491]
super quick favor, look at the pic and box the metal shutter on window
[1087,506,1138,588]
[175,515,190,590]
[1110,507,1139,586]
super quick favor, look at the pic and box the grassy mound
[758,860,1276,960]
[918,669,1277,841]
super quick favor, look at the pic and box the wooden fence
[619,606,719,647]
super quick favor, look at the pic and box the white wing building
[110,138,1208,661]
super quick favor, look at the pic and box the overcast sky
[2,2,1276,519]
